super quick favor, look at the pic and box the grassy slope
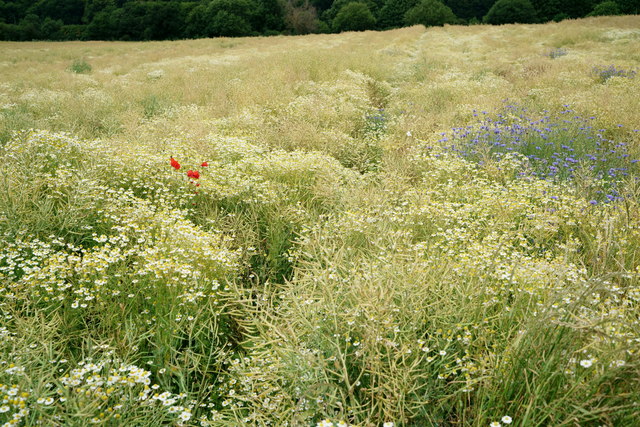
[1,17,640,426]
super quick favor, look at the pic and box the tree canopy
[404,0,457,27]
[333,2,376,32]
[0,0,636,40]
[483,0,538,24]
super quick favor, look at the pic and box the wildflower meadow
[1,16,640,426]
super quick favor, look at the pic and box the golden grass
[2,16,638,153]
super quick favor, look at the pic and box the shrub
[333,2,376,32]
[483,0,537,24]
[68,58,91,74]
[404,0,457,27]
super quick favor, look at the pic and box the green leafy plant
[68,58,92,74]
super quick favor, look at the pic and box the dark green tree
[617,0,639,13]
[18,13,43,40]
[0,0,32,24]
[114,2,149,39]
[41,16,63,39]
[333,2,376,31]
[209,10,253,36]
[404,0,457,27]
[588,1,621,15]
[483,0,537,24]
[530,0,594,22]
[185,4,209,38]
[257,0,286,32]
[322,0,380,23]
[215,0,258,36]
[378,0,418,29]
[444,0,494,21]
[310,0,334,13]
[187,0,260,38]
[86,6,120,40]
[83,0,115,23]
[144,2,186,40]
[30,0,85,25]
[0,23,22,40]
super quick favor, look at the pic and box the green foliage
[210,10,253,37]
[617,0,639,13]
[86,6,119,40]
[258,0,287,32]
[68,58,92,74]
[0,0,24,24]
[186,0,259,38]
[333,2,377,31]
[185,4,208,38]
[588,1,622,16]
[18,13,43,40]
[483,0,538,24]
[0,0,637,39]
[140,95,167,119]
[404,0,457,27]
[445,0,495,21]
[321,0,379,24]
[0,22,22,40]
[377,0,419,29]
[552,12,570,21]
[531,0,595,22]
[40,17,63,40]
[30,0,85,25]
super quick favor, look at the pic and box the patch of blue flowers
[364,108,388,137]
[442,105,640,203]
[592,65,636,83]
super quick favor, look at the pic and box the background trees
[404,0,457,27]
[483,0,538,24]
[333,1,376,31]
[0,0,636,40]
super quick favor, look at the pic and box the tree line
[0,0,638,41]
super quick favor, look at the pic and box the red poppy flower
[201,162,209,167]
[186,170,200,179]
[170,157,181,170]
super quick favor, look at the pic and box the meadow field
[1,16,640,426]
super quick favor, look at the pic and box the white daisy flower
[580,359,593,368]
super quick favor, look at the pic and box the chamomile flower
[580,359,593,368]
